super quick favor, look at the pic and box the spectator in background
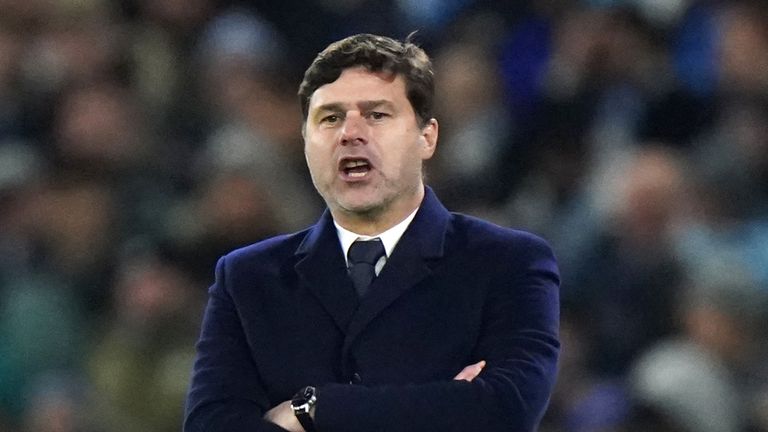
[47,79,176,313]
[500,5,683,273]
[673,1,768,287]
[715,1,768,99]
[194,7,321,231]
[0,269,86,423]
[430,12,514,215]
[0,25,24,138]
[19,373,96,432]
[564,147,687,375]
[89,250,203,432]
[629,262,768,432]
[539,311,630,432]
[168,171,283,284]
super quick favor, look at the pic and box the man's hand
[264,361,485,430]
[264,400,303,432]
[453,360,486,382]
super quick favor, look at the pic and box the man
[184,33,560,432]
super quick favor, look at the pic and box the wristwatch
[291,386,318,432]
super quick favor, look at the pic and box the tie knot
[348,238,385,266]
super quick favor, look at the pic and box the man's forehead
[334,66,398,82]
[308,68,405,108]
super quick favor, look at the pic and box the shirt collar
[334,208,419,265]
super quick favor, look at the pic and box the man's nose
[340,113,367,146]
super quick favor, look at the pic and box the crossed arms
[184,235,560,432]
[263,361,487,431]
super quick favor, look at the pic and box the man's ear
[420,118,438,160]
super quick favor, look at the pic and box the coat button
[350,373,362,384]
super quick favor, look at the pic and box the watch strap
[291,386,317,432]
[295,411,317,432]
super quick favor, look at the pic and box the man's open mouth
[340,158,372,178]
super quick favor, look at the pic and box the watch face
[292,386,316,406]
[302,387,314,399]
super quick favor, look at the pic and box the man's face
[303,67,437,223]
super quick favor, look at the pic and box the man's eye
[369,112,388,120]
[321,115,339,124]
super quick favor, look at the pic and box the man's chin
[338,200,382,217]
[331,188,382,211]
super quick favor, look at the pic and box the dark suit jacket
[184,187,560,432]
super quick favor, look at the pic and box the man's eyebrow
[313,102,345,114]
[359,100,395,111]
[313,100,395,114]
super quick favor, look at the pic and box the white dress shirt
[334,208,419,276]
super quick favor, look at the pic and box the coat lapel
[342,188,451,356]
[294,210,359,334]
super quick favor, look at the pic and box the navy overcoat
[184,187,560,432]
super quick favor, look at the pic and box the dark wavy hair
[298,33,434,127]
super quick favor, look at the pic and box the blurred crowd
[1,0,767,431]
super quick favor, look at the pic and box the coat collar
[294,187,451,345]
[294,208,358,333]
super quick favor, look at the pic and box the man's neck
[331,188,424,236]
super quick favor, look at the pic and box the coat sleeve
[184,256,289,432]
[314,234,561,432]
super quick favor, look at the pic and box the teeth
[348,171,366,178]
[344,160,369,168]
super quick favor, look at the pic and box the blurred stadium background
[0,0,767,430]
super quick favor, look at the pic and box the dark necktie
[347,238,385,298]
